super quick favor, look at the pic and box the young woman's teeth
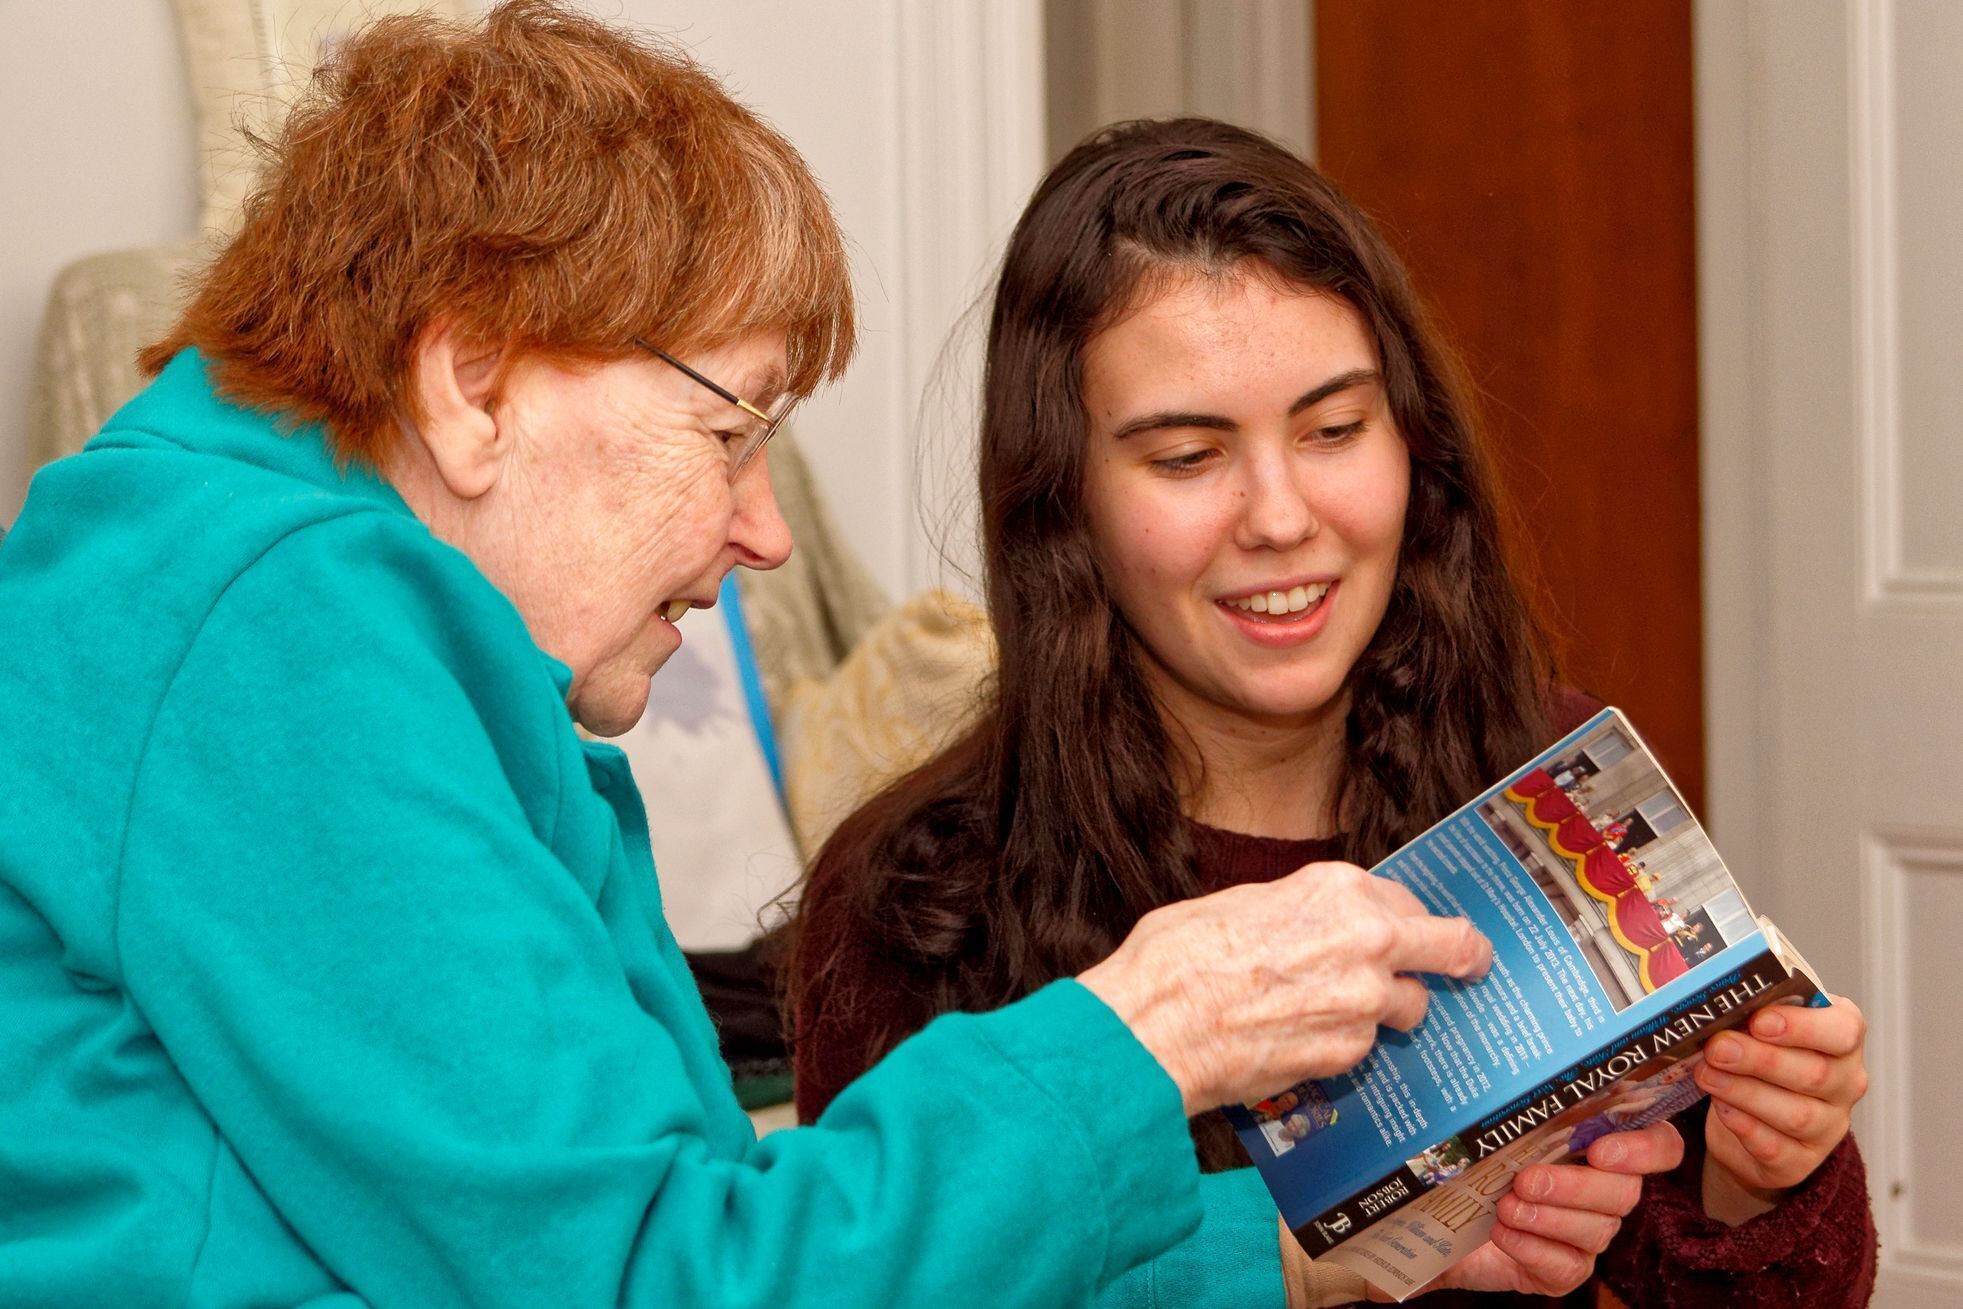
[1231,583,1330,616]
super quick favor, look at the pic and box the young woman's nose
[1232,451,1320,552]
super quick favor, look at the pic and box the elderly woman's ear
[406,321,512,500]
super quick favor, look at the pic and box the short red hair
[141,0,856,468]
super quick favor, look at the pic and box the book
[1223,707,1827,1301]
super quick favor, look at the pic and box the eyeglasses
[633,339,796,480]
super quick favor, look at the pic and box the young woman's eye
[1311,420,1367,446]
[1149,449,1217,476]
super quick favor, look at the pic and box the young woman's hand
[1079,861,1491,1114]
[1378,1123,1686,1301]
[1695,996,1869,1223]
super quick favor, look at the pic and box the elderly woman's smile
[393,325,795,736]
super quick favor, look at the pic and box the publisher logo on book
[1312,1213,1352,1244]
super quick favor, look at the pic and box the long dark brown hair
[790,118,1552,1105]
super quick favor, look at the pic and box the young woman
[789,119,1875,1306]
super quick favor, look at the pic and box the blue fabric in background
[719,572,784,803]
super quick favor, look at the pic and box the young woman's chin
[1226,678,1353,730]
[1149,655,1355,735]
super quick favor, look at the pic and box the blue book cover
[1223,708,1825,1299]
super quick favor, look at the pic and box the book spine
[1291,945,1818,1256]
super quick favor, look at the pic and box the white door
[1700,2,1963,1303]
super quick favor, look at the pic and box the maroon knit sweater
[792,703,1879,1306]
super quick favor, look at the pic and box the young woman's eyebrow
[1111,410,1236,440]
[1111,367,1384,440]
[1287,367,1382,416]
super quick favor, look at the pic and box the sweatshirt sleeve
[1094,1169,1287,1309]
[112,517,1210,1309]
[793,812,1288,1309]
[1597,1104,1879,1308]
[802,1004,1285,1309]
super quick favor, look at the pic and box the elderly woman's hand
[1694,995,1869,1223]
[1079,862,1491,1114]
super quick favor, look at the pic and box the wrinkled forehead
[671,330,793,409]
[736,364,790,410]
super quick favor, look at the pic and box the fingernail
[1597,1138,1626,1166]
[1711,1037,1742,1067]
[1527,1168,1555,1199]
[1702,1067,1732,1090]
[1756,1010,1787,1038]
[1514,1202,1538,1225]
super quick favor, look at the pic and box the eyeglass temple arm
[632,337,776,423]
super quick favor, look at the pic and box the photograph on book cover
[1246,1080,1342,1156]
[1474,715,1758,1010]
[1403,1045,1708,1200]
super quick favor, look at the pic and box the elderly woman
[0,7,1669,1308]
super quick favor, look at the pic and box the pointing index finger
[1392,915,1493,980]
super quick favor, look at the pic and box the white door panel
[1700,2,1963,1302]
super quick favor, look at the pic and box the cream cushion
[777,589,995,856]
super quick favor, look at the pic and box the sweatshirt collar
[95,349,414,521]
[102,350,586,710]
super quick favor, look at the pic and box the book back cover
[1224,709,1769,1245]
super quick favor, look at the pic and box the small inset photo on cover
[1245,1080,1340,1156]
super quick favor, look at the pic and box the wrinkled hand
[1081,863,1492,1113]
[1377,1123,1685,1301]
[1696,996,1867,1219]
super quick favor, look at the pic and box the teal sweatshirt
[0,352,1279,1308]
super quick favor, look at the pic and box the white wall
[611,0,1045,599]
[0,0,201,523]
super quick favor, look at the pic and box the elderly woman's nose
[731,458,793,570]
